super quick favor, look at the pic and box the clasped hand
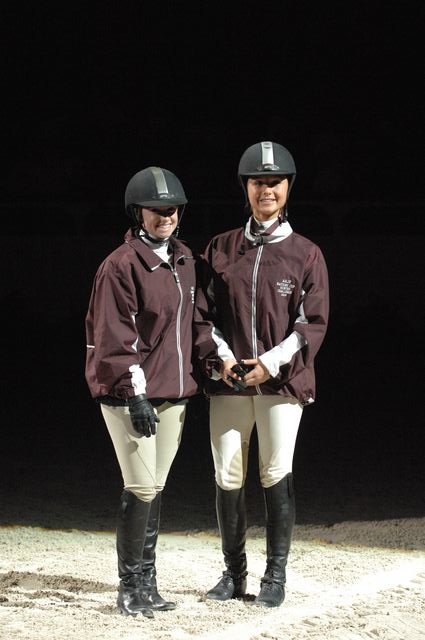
[222,358,270,388]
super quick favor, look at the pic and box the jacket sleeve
[260,244,329,381]
[85,259,146,400]
[295,244,329,364]
[192,252,231,377]
[259,331,307,378]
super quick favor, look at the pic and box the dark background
[1,1,424,532]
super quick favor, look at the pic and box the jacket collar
[124,228,187,270]
[244,216,293,245]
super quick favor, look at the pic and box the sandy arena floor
[1,516,424,640]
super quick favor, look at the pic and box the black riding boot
[254,474,295,608]
[116,490,154,618]
[141,492,176,611]
[206,484,248,601]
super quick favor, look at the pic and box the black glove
[127,394,159,437]
[227,363,248,392]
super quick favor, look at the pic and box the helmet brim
[133,198,187,207]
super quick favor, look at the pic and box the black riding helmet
[125,166,187,238]
[238,141,297,220]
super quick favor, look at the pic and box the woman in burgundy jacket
[85,166,199,618]
[195,141,329,608]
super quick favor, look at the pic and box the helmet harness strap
[134,205,185,243]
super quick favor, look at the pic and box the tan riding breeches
[101,401,186,502]
[210,395,302,491]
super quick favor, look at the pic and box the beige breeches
[101,401,186,502]
[210,395,302,491]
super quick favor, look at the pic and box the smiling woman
[246,176,289,222]
[84,165,199,619]
[137,206,179,241]
[194,140,329,609]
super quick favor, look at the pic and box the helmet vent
[150,167,169,197]
[260,141,275,165]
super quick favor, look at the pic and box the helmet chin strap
[246,203,288,224]
[134,205,185,243]
[133,207,169,245]
[278,207,288,223]
[138,226,170,246]
[173,204,185,238]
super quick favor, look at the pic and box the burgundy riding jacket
[85,229,199,403]
[194,220,329,405]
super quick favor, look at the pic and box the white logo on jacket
[276,279,295,297]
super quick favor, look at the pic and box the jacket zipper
[251,245,263,395]
[172,268,184,397]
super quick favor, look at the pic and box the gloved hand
[127,394,159,437]
[227,363,248,392]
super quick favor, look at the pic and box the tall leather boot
[141,492,176,611]
[254,473,295,608]
[206,484,248,600]
[116,490,154,618]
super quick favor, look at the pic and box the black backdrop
[1,1,424,531]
